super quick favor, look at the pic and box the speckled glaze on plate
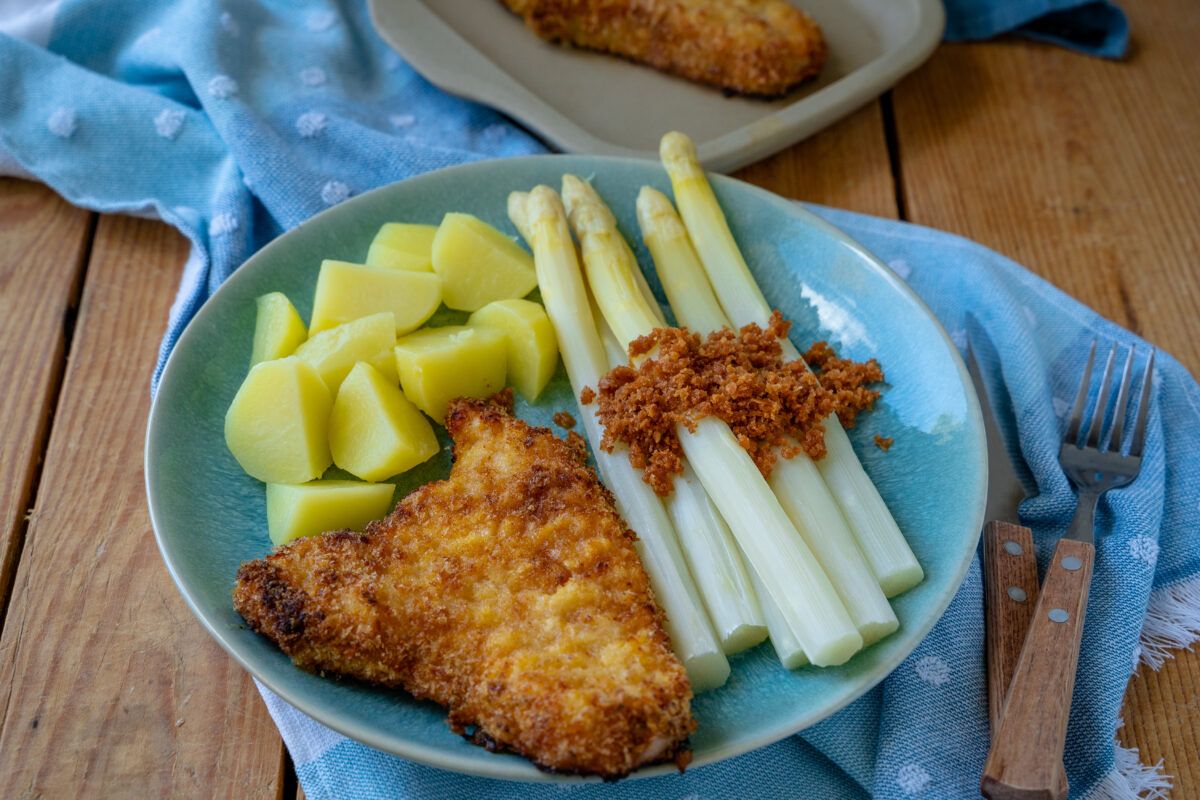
[146,155,985,782]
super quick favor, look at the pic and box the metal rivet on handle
[1048,608,1070,623]
[1061,556,1083,571]
[1004,540,1024,556]
[1007,586,1027,602]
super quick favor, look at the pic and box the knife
[967,334,1070,799]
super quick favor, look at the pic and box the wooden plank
[1122,652,1200,795]
[1124,659,1200,796]
[0,178,93,619]
[735,101,898,218]
[891,0,1200,791]
[890,16,1200,370]
[0,213,285,798]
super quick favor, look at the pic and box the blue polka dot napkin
[1,2,1183,799]
[1,0,546,390]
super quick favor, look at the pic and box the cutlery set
[970,333,1154,799]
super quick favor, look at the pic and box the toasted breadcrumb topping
[590,311,883,495]
[553,410,578,428]
[802,341,885,428]
[874,434,894,452]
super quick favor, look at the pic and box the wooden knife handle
[982,521,1041,733]
[981,537,1094,800]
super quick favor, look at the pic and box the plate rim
[366,0,946,172]
[145,152,986,782]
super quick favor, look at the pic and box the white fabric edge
[166,245,208,328]
[0,0,62,47]
[0,145,38,182]
[1137,574,1200,670]
[254,679,347,766]
[1080,575,1200,799]
[1082,719,1172,800]
[0,138,166,221]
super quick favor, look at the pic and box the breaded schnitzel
[234,394,695,778]
[499,0,826,97]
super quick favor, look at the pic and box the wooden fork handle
[981,537,1094,800]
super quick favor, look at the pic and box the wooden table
[1,2,1197,796]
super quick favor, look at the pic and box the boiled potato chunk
[365,223,437,272]
[309,259,441,334]
[225,357,332,484]
[265,480,395,547]
[329,362,439,481]
[468,299,558,401]
[250,292,307,366]
[431,213,537,311]
[295,312,398,393]
[394,325,506,424]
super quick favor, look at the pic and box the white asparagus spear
[659,132,923,597]
[638,185,898,646]
[562,174,862,667]
[592,304,768,654]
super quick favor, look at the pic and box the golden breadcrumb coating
[499,0,826,97]
[233,395,695,779]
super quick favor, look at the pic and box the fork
[981,340,1155,800]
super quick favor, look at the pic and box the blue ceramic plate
[146,155,985,782]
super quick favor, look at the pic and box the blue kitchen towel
[0,1,1181,799]
[0,0,547,394]
[942,0,1129,57]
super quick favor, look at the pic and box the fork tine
[1085,342,1118,449]
[1130,349,1156,457]
[1106,346,1136,452]
[1064,339,1098,446]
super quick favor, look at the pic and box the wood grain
[891,8,1200,372]
[0,178,93,619]
[0,11,1195,794]
[1122,648,1200,792]
[982,522,1042,734]
[735,101,898,217]
[0,214,284,798]
[983,538,1095,800]
[892,1,1200,791]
